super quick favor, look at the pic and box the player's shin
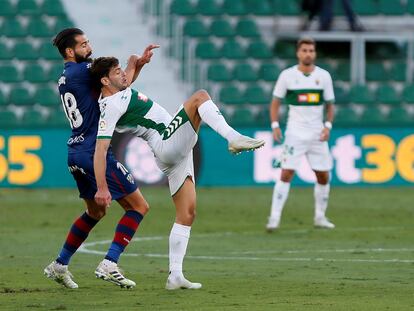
[267,181,290,230]
[169,222,191,277]
[314,183,330,220]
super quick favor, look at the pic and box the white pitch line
[233,248,414,255]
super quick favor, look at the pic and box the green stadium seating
[0,90,6,106]
[387,106,411,125]
[379,0,405,15]
[34,86,59,107]
[333,85,349,105]
[334,106,359,126]
[27,18,54,38]
[196,0,223,16]
[376,84,400,105]
[407,0,414,14]
[0,111,19,128]
[170,0,196,15]
[389,61,406,82]
[233,63,258,82]
[47,108,69,127]
[207,63,232,82]
[210,19,235,38]
[1,18,27,37]
[219,85,245,105]
[258,63,279,82]
[13,41,39,60]
[247,40,273,59]
[42,0,66,16]
[244,85,269,105]
[349,85,375,105]
[366,61,389,82]
[335,61,351,81]
[0,0,16,16]
[402,85,414,103]
[274,41,296,59]
[353,0,379,15]
[23,63,49,83]
[235,19,260,38]
[317,61,334,74]
[361,107,387,125]
[48,63,64,81]
[9,86,33,106]
[221,39,246,59]
[0,42,13,60]
[272,0,300,15]
[231,108,256,126]
[22,108,45,127]
[183,19,209,37]
[17,0,41,15]
[244,0,272,15]
[54,17,75,33]
[223,0,247,15]
[195,40,221,59]
[0,64,21,83]
[39,41,61,60]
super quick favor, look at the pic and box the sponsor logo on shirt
[138,92,148,102]
[67,134,85,145]
[297,93,320,103]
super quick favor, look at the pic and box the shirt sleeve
[323,72,335,102]
[272,71,288,99]
[97,98,123,139]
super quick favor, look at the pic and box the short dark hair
[53,28,84,58]
[90,56,120,90]
[297,37,316,51]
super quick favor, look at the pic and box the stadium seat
[23,63,49,83]
[207,63,233,82]
[0,110,19,128]
[17,0,41,15]
[9,86,33,106]
[54,17,75,33]
[317,61,334,74]
[34,86,59,107]
[219,85,245,105]
[183,19,209,37]
[361,107,387,125]
[13,41,39,60]
[247,40,273,59]
[0,64,21,83]
[353,0,379,15]
[233,63,258,82]
[274,41,296,59]
[235,19,260,38]
[39,41,61,60]
[379,0,405,15]
[244,85,269,105]
[170,0,196,15]
[47,108,69,127]
[22,108,45,127]
[0,90,6,107]
[195,40,221,59]
[333,85,349,105]
[210,19,235,38]
[0,42,13,60]
[231,108,256,126]
[48,63,64,81]
[334,106,359,126]
[196,0,223,16]
[387,106,411,125]
[407,0,414,14]
[42,0,66,16]
[221,39,246,59]
[258,63,280,82]
[0,0,16,16]
[272,0,300,15]
[402,85,414,103]
[349,85,375,105]
[222,0,247,15]
[389,61,406,82]
[1,18,27,37]
[376,84,400,105]
[244,0,273,15]
[27,18,54,38]
[335,61,351,81]
[366,61,389,82]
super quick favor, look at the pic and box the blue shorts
[67,150,137,200]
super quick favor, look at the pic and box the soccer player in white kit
[90,56,265,289]
[266,38,335,231]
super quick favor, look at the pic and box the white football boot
[228,135,265,154]
[266,217,280,232]
[314,217,335,229]
[165,273,202,290]
[95,259,136,289]
[44,261,78,289]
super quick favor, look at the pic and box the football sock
[270,180,290,219]
[314,183,330,219]
[105,210,143,263]
[198,100,239,142]
[169,223,191,277]
[56,212,99,265]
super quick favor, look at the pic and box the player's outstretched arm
[94,139,112,207]
[125,44,160,85]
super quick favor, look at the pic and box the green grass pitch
[0,187,413,310]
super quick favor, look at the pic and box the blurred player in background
[266,38,335,231]
[90,56,265,290]
[44,28,158,289]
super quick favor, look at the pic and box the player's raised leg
[183,90,265,154]
[95,189,149,288]
[313,171,334,229]
[166,177,202,290]
[44,199,106,288]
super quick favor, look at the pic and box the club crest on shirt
[99,102,106,117]
[99,120,106,130]
[315,79,320,85]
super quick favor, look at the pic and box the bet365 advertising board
[0,127,413,187]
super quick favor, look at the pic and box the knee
[132,200,150,216]
[180,206,196,225]
[88,207,106,220]
[281,170,295,182]
[317,174,329,185]
[193,89,210,104]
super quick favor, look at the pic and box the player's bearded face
[73,35,93,63]
[297,44,316,66]
[74,50,92,63]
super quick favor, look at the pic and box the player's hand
[273,128,283,143]
[320,127,330,141]
[95,188,111,207]
[137,44,160,66]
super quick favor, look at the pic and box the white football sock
[269,180,290,219]
[198,100,240,142]
[169,223,191,277]
[314,183,330,219]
